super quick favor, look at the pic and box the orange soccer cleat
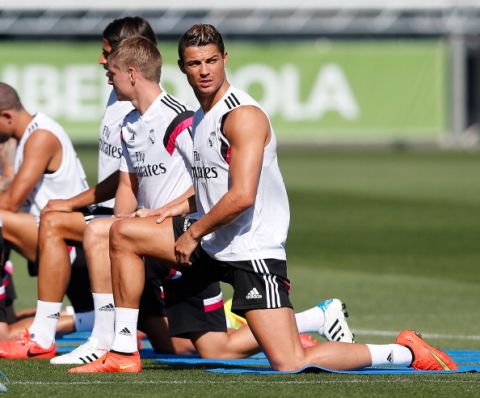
[0,330,56,359]
[396,330,458,371]
[68,351,141,373]
[299,333,318,348]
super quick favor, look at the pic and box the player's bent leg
[245,307,305,371]
[37,211,87,301]
[0,210,38,262]
[138,315,196,355]
[83,218,116,293]
[192,328,260,359]
[109,216,177,308]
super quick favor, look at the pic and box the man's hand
[42,199,74,214]
[174,229,199,266]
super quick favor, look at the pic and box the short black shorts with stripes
[141,256,226,337]
[172,217,293,317]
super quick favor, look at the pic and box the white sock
[90,293,115,349]
[367,344,413,366]
[29,300,62,348]
[295,306,325,334]
[110,307,139,354]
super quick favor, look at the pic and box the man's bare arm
[114,171,138,217]
[0,130,59,212]
[43,171,119,213]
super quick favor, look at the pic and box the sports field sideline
[4,149,480,397]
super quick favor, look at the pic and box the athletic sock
[90,293,115,349]
[110,307,139,354]
[367,344,413,366]
[295,306,325,334]
[28,300,62,348]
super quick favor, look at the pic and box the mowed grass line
[1,359,479,398]
[4,149,480,396]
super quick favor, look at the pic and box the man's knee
[84,220,110,250]
[109,219,131,250]
[39,212,66,237]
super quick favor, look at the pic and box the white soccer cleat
[50,337,107,365]
[317,298,355,343]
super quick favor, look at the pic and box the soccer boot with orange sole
[68,351,141,373]
[396,330,458,371]
[0,330,56,359]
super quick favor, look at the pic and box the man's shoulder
[158,92,192,115]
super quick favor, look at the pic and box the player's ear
[128,67,136,84]
[223,52,228,67]
[0,110,13,124]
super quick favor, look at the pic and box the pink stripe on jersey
[166,116,193,155]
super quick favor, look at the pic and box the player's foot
[68,351,141,373]
[0,330,56,359]
[299,333,318,348]
[224,298,247,329]
[396,330,458,371]
[50,337,107,365]
[317,298,355,343]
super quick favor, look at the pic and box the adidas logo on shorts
[246,288,262,300]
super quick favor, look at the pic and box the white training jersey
[119,92,194,209]
[192,86,290,262]
[97,89,133,208]
[14,112,89,217]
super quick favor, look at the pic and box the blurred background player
[0,82,93,341]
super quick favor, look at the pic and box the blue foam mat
[55,333,480,374]
[153,350,480,375]
[206,365,480,375]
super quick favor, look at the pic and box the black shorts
[172,217,292,318]
[81,206,114,223]
[138,258,168,320]
[65,246,94,313]
[140,257,227,338]
[0,263,16,324]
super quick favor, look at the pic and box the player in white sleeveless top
[14,112,88,218]
[192,86,289,264]
[0,82,90,339]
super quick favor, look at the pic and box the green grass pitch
[3,148,480,396]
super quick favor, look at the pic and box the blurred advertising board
[0,40,447,143]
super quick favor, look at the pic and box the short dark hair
[178,24,225,61]
[103,16,157,51]
[110,36,162,83]
[0,82,23,111]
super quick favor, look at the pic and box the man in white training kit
[0,82,91,348]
